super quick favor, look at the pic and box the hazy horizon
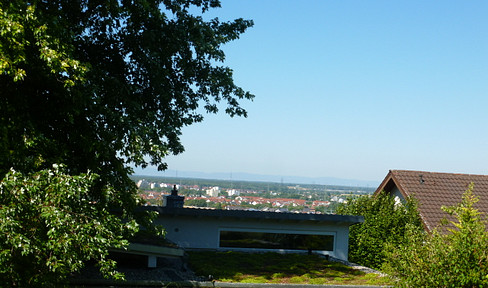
[132,167,380,187]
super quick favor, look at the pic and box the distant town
[133,175,375,214]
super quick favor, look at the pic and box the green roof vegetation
[187,251,391,286]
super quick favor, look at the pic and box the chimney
[163,185,185,208]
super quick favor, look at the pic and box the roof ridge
[390,170,488,177]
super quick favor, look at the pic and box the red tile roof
[375,170,488,232]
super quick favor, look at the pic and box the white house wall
[153,214,352,261]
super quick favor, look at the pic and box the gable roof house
[375,170,488,233]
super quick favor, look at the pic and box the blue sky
[141,1,488,183]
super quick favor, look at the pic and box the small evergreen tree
[336,191,422,270]
[383,183,488,287]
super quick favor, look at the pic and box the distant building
[330,196,345,203]
[312,201,330,207]
[206,186,220,197]
[227,189,240,196]
[136,179,149,189]
[136,180,143,188]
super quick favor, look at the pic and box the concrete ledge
[110,243,184,268]
[124,243,185,258]
[71,278,201,287]
[71,279,391,288]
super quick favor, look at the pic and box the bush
[0,166,140,287]
[383,183,488,287]
[336,191,422,269]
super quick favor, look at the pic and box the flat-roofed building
[144,205,362,261]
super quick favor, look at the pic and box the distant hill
[132,167,379,188]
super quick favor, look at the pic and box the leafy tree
[383,183,488,287]
[1,0,253,179]
[0,0,253,284]
[336,191,422,270]
[0,165,139,286]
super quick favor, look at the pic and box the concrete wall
[154,214,352,261]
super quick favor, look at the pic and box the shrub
[336,191,422,269]
[383,183,488,287]
[0,166,139,286]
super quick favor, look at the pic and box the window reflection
[219,231,334,251]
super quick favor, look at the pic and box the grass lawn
[187,251,391,286]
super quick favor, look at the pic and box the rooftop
[376,170,488,232]
[144,206,364,225]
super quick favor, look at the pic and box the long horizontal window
[219,231,334,251]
